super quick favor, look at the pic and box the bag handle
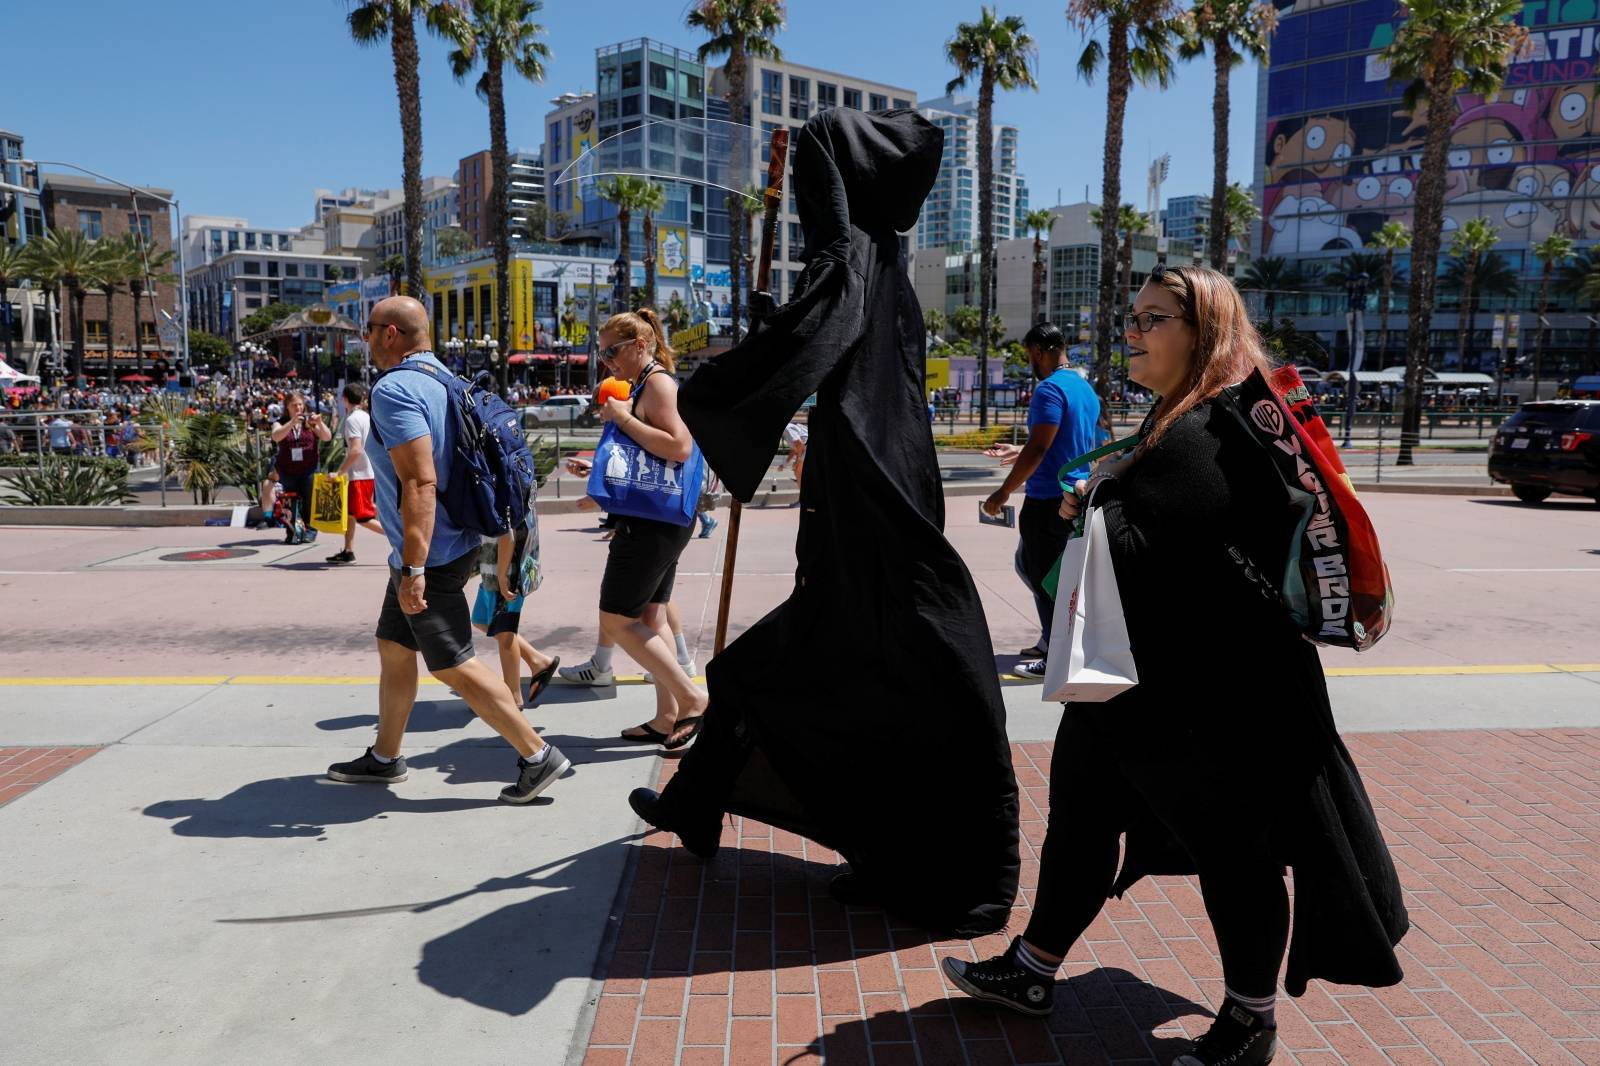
[1056,432,1141,493]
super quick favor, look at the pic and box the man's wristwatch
[401,564,426,578]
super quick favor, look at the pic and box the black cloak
[667,108,1020,937]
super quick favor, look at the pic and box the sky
[5,0,1261,231]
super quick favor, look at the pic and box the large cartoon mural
[1262,0,1600,258]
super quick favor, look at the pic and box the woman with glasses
[942,266,1406,1066]
[583,308,709,749]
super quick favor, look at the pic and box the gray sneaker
[327,746,408,783]
[500,745,571,804]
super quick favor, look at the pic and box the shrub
[0,454,130,480]
[0,456,135,506]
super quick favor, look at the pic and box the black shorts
[375,549,478,672]
[599,516,695,618]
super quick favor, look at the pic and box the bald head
[367,295,433,367]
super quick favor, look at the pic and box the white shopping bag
[1041,503,1138,703]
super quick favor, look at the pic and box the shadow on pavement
[405,736,652,785]
[143,774,499,838]
[316,700,474,734]
[1467,497,1597,509]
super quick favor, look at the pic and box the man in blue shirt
[326,296,568,804]
[982,323,1102,678]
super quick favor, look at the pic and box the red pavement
[587,729,1600,1066]
[0,746,101,806]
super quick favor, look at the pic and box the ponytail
[602,309,677,373]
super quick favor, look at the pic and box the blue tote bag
[586,422,706,527]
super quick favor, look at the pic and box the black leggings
[1023,710,1290,1000]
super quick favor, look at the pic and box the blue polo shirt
[1024,367,1102,499]
[367,352,481,569]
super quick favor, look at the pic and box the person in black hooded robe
[627,108,1020,938]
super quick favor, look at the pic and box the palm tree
[946,8,1039,430]
[1380,0,1524,464]
[638,181,668,310]
[29,229,111,386]
[1323,251,1386,290]
[1179,0,1277,268]
[1531,233,1574,398]
[598,176,661,313]
[94,237,136,382]
[1446,217,1500,371]
[1024,208,1055,324]
[348,0,468,299]
[1090,203,1151,315]
[124,236,177,380]
[0,242,30,366]
[449,0,550,395]
[380,253,406,294]
[1444,249,1519,374]
[1070,0,1179,408]
[1239,255,1306,325]
[687,0,786,344]
[1221,180,1259,259]
[435,227,476,259]
[1369,221,1412,368]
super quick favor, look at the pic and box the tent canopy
[243,303,360,342]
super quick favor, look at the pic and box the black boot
[628,787,721,859]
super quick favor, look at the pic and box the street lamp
[1343,272,1370,448]
[445,337,465,371]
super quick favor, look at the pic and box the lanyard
[1056,432,1141,492]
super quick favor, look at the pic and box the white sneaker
[556,658,615,686]
[644,659,698,685]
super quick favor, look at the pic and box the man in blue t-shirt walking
[325,296,568,804]
[982,322,1102,679]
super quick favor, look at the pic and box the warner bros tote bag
[1041,500,1138,703]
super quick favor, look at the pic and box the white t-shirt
[782,422,809,445]
[341,408,376,481]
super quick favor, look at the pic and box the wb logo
[1250,398,1285,438]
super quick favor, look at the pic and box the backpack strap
[369,357,452,449]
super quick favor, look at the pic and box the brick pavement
[0,746,101,807]
[585,729,1600,1065]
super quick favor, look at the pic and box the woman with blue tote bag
[586,309,709,749]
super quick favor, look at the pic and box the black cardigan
[1083,397,1410,996]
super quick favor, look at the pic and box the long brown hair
[602,308,677,373]
[1136,265,1274,456]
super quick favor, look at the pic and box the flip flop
[621,722,670,743]
[662,716,703,751]
[526,655,560,709]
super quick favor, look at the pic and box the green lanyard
[1056,433,1141,492]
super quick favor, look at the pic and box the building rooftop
[41,172,174,199]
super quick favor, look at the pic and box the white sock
[592,645,614,671]
[674,633,691,661]
[521,745,551,766]
[1225,987,1277,1028]
[371,749,396,764]
[1012,940,1058,980]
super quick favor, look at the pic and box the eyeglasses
[1119,310,1182,334]
[364,319,388,336]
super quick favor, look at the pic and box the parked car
[522,395,596,429]
[1488,400,1600,504]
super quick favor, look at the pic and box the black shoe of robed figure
[1171,1000,1278,1066]
[940,937,1055,1017]
[628,787,721,859]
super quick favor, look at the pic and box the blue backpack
[372,360,537,538]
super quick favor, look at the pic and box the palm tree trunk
[1266,289,1277,325]
[1458,260,1476,371]
[1534,261,1551,399]
[1032,233,1044,324]
[487,50,512,397]
[1,273,14,366]
[978,67,995,430]
[728,42,747,345]
[1121,230,1134,316]
[392,7,426,299]
[1378,252,1393,369]
[1208,35,1232,269]
[104,284,116,383]
[1095,18,1132,410]
[131,280,145,378]
[644,213,657,309]
[71,284,86,386]
[618,208,632,311]
[1399,73,1456,466]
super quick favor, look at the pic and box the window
[621,61,641,90]
[649,63,672,92]
[789,76,810,120]
[78,211,103,240]
[893,98,911,110]
[24,206,43,240]
[268,260,279,277]
[761,70,783,115]
[242,260,261,275]
[245,232,257,250]
[789,221,803,250]
[480,284,493,332]
[649,95,675,119]
[127,213,153,240]
[870,93,888,111]
[843,87,862,110]
[86,320,108,343]
[245,297,260,310]
[686,73,703,99]
[600,98,619,120]
[278,234,290,250]
[817,82,837,110]
[285,263,299,277]
[598,63,618,95]
[622,94,641,117]
[140,322,158,346]
[243,280,262,294]
[227,230,239,251]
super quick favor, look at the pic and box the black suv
[1489,400,1600,504]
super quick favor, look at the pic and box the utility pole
[1343,272,1369,448]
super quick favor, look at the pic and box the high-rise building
[456,148,544,250]
[374,175,459,264]
[914,94,1029,254]
[714,59,917,305]
[313,187,382,221]
[543,91,598,237]
[43,175,181,372]
[181,214,362,341]
[1162,195,1211,244]
[1254,0,1600,377]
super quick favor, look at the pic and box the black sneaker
[1172,1000,1278,1066]
[628,787,721,858]
[499,745,571,804]
[941,937,1054,1017]
[1015,658,1047,679]
[327,746,407,783]
[325,549,355,564]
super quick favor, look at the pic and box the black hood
[796,107,943,257]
